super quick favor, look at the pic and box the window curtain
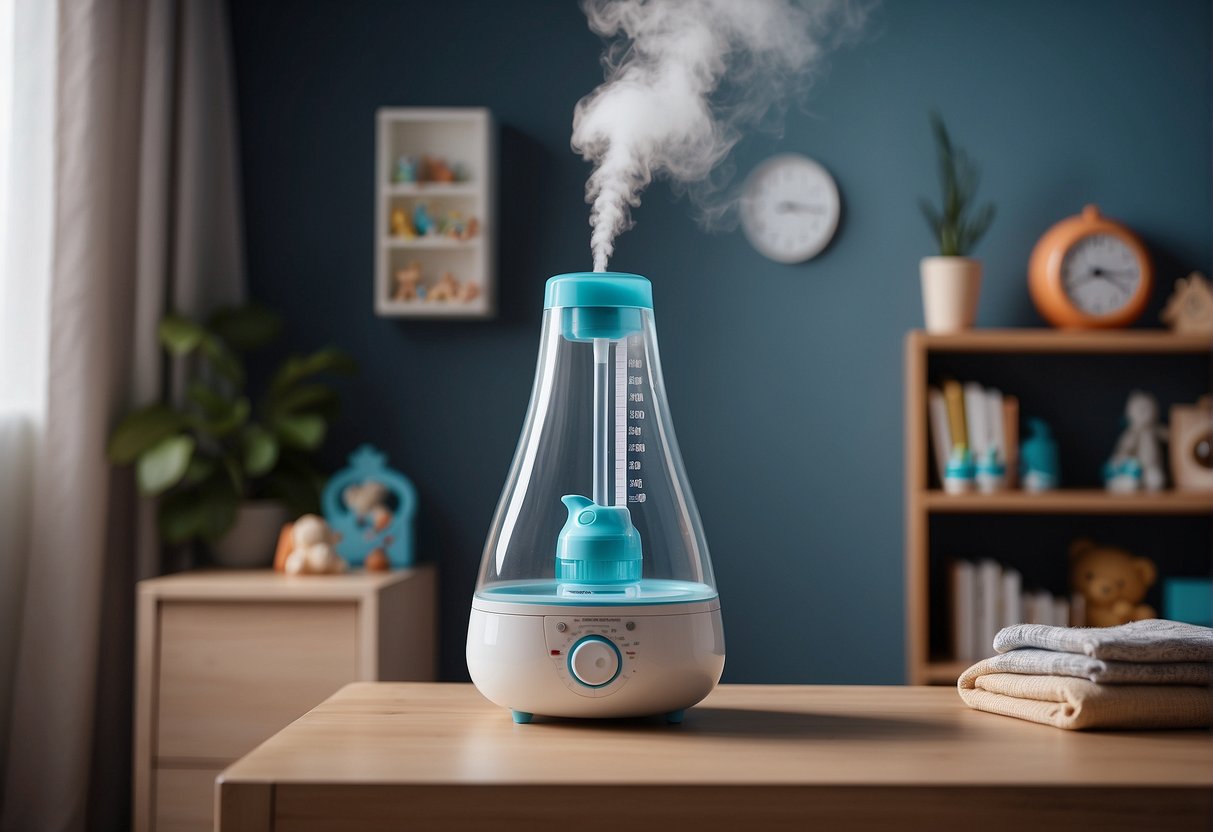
[0,0,246,829]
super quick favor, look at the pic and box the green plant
[919,111,995,257]
[107,304,356,544]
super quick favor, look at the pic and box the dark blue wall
[228,0,1211,683]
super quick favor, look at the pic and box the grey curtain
[0,1,245,829]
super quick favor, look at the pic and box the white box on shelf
[375,107,496,318]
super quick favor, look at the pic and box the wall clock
[739,154,840,264]
[1028,204,1153,328]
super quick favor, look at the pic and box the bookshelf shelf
[905,328,1213,686]
[911,329,1211,354]
[922,489,1212,515]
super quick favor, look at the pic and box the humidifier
[466,272,724,723]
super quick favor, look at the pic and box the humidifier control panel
[544,616,639,697]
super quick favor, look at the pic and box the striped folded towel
[958,619,1213,730]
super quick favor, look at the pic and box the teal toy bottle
[468,272,724,723]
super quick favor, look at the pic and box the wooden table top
[221,682,1211,788]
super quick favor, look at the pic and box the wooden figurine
[390,208,415,239]
[1170,397,1213,490]
[1161,272,1213,335]
[428,271,460,301]
[393,262,424,302]
[460,281,481,303]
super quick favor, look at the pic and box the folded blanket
[958,663,1213,730]
[979,647,1213,686]
[993,619,1213,663]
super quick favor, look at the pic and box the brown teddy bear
[1069,538,1157,627]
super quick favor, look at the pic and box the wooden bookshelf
[905,328,1212,685]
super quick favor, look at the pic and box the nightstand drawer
[154,767,219,832]
[156,601,358,760]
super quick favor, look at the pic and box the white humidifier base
[467,596,724,723]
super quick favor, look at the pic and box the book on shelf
[928,380,1018,486]
[950,557,1075,662]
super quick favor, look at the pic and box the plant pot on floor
[209,500,290,568]
[921,256,982,333]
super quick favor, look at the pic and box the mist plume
[572,0,869,272]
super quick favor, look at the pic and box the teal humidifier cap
[546,273,651,342]
[555,495,642,584]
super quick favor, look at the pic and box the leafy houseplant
[107,305,356,549]
[918,112,996,332]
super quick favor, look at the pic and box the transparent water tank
[476,272,716,605]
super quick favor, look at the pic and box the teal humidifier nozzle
[555,494,642,597]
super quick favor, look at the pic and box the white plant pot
[210,500,290,569]
[920,256,982,333]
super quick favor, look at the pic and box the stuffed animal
[1069,538,1157,627]
[1104,391,1168,493]
[393,262,424,302]
[283,514,347,575]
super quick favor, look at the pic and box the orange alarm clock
[1028,205,1153,328]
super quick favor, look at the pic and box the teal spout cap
[556,494,642,584]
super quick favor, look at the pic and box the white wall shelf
[375,107,495,318]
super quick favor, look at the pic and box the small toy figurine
[428,271,460,301]
[394,155,418,183]
[1069,538,1157,627]
[460,281,482,303]
[460,216,480,241]
[282,514,347,575]
[1104,390,1167,493]
[425,155,455,183]
[943,445,975,494]
[390,208,415,238]
[413,202,434,236]
[1020,418,1059,492]
[445,210,465,239]
[393,262,424,302]
[1161,272,1213,336]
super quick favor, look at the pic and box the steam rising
[572,0,868,272]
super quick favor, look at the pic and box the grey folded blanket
[993,619,1213,664]
[977,647,1212,685]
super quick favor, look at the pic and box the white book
[1034,589,1056,625]
[985,388,1005,460]
[1053,597,1070,630]
[975,559,1001,658]
[964,382,989,457]
[1000,568,1022,631]
[951,561,976,663]
[927,387,951,483]
[1070,591,1086,627]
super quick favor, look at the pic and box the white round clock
[739,153,841,263]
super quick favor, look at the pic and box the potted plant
[107,304,356,567]
[918,112,996,332]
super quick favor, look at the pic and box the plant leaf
[242,424,279,477]
[136,435,196,496]
[190,395,250,438]
[157,475,239,543]
[158,315,207,356]
[273,414,327,450]
[267,383,340,420]
[182,455,217,486]
[187,382,230,419]
[207,304,283,352]
[107,404,188,464]
[200,335,245,386]
[270,348,357,396]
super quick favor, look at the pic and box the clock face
[1059,233,1144,316]
[739,154,840,263]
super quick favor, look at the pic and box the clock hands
[775,201,825,215]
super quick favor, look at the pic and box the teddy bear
[281,514,347,575]
[1069,538,1157,627]
[393,262,424,302]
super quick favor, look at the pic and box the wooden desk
[217,682,1212,832]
